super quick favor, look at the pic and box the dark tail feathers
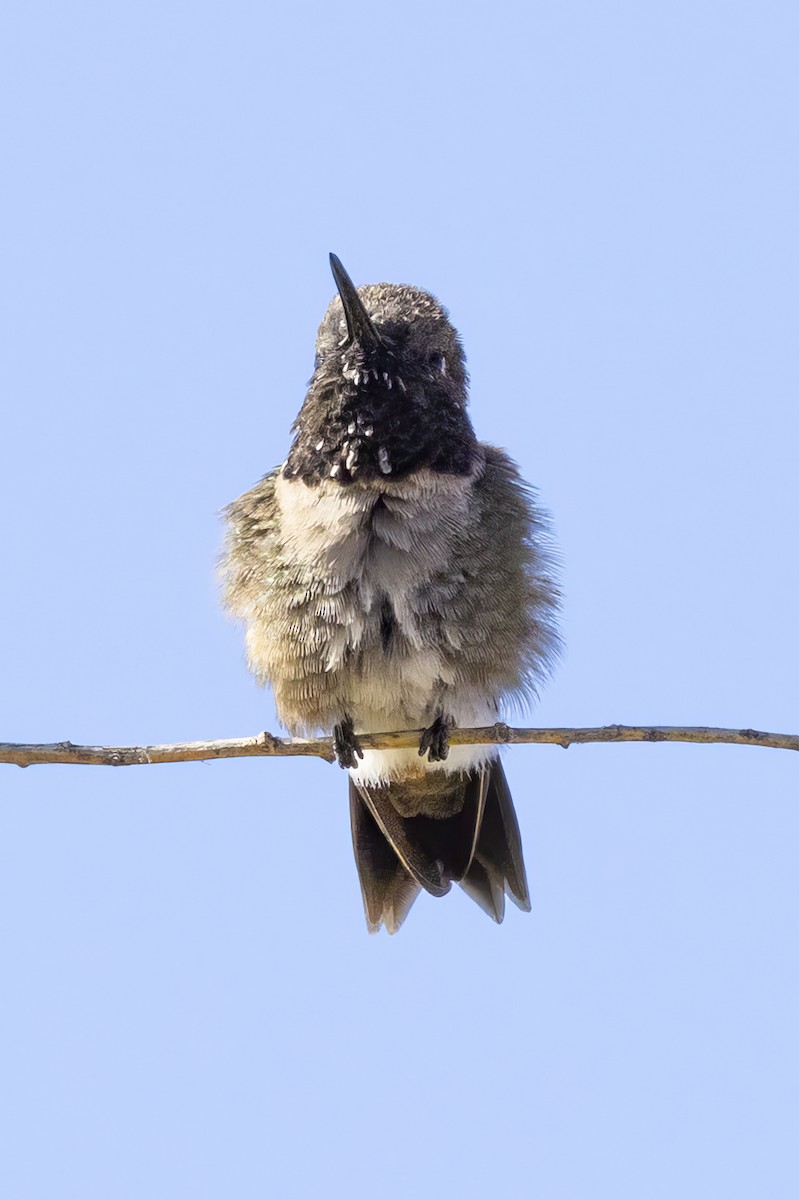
[349,758,530,934]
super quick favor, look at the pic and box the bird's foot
[333,716,364,769]
[419,713,452,763]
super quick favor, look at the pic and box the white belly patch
[275,464,497,785]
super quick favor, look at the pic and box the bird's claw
[419,714,452,763]
[333,717,364,769]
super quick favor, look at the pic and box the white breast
[274,464,497,785]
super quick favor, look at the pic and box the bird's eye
[428,352,447,376]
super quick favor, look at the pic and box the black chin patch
[285,366,478,485]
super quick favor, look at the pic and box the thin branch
[1,725,797,768]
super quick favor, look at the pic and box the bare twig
[1,725,797,768]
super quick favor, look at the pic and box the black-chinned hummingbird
[222,254,561,933]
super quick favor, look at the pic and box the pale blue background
[1,2,798,1197]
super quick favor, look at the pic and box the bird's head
[284,254,478,484]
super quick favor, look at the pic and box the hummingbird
[222,254,561,933]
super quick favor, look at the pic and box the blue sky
[1,2,798,1196]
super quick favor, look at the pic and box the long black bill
[329,252,383,349]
